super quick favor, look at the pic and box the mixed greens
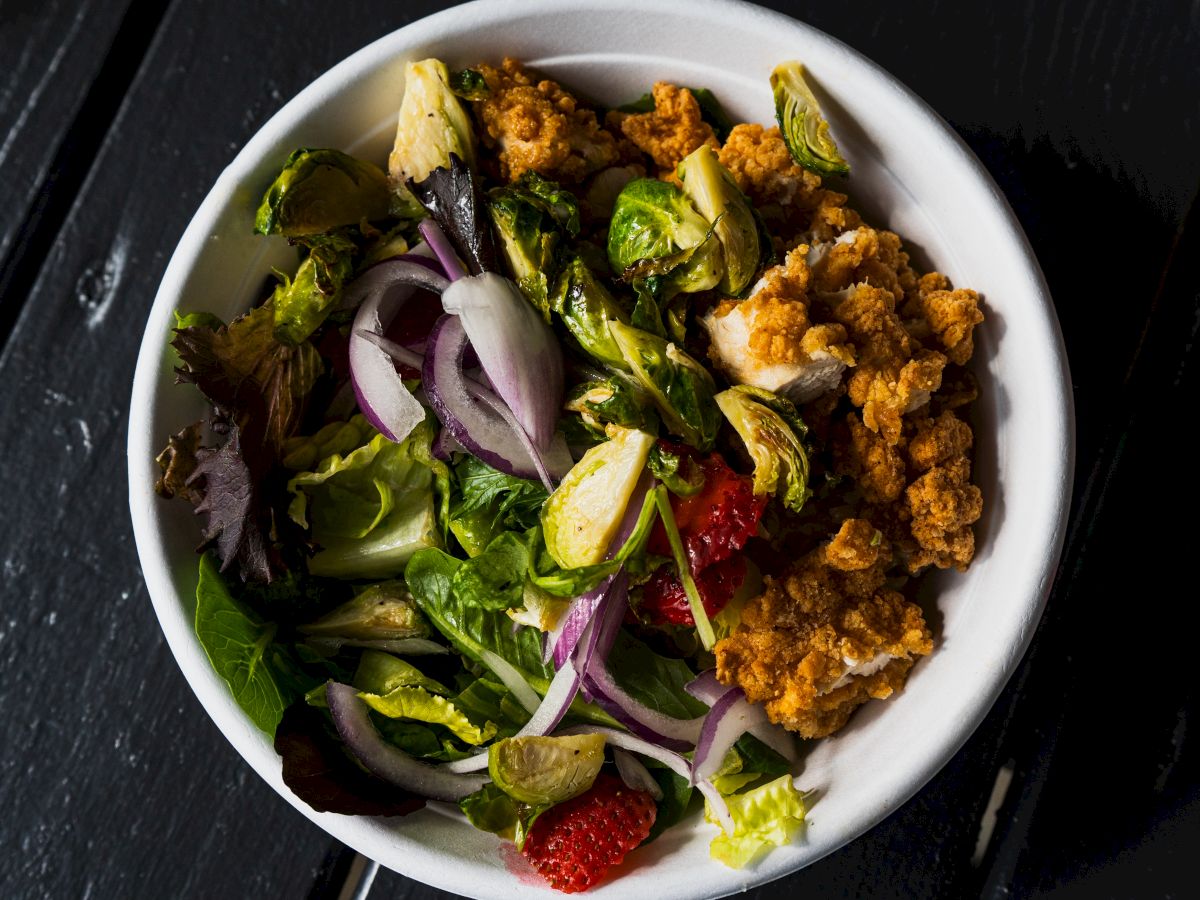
[156,57,850,890]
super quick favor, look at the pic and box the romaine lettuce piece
[706,774,807,868]
[287,417,442,579]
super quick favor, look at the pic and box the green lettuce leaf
[607,630,708,720]
[706,774,807,868]
[287,418,442,579]
[360,685,498,745]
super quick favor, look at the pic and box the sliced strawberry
[638,555,748,626]
[648,452,766,572]
[521,773,657,893]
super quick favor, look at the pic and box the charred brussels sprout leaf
[565,372,658,436]
[488,173,581,318]
[607,178,722,296]
[299,580,431,641]
[389,58,477,188]
[552,255,630,366]
[270,232,357,345]
[715,385,812,513]
[610,321,720,451]
[489,734,606,805]
[255,149,391,237]
[771,61,850,178]
[677,144,761,296]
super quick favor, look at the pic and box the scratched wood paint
[0,0,1196,897]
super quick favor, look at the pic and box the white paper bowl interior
[128,1,1073,897]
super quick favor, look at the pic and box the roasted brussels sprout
[389,58,477,194]
[541,424,656,569]
[770,61,849,178]
[609,321,720,451]
[270,232,357,344]
[552,256,630,366]
[715,385,813,513]
[299,580,431,641]
[488,172,581,318]
[677,144,761,295]
[488,733,606,804]
[606,178,722,295]
[254,148,391,237]
[565,371,657,435]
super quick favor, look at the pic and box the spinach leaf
[607,630,708,719]
[452,531,534,611]
[405,549,553,687]
[194,553,292,735]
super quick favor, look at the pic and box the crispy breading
[832,412,906,504]
[610,83,718,173]
[702,247,855,403]
[905,465,982,570]
[901,272,984,365]
[716,520,933,738]
[812,227,917,304]
[717,123,861,241]
[824,282,947,444]
[907,410,974,472]
[474,58,617,183]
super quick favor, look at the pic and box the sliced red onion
[442,752,489,774]
[356,330,424,372]
[304,636,450,656]
[686,670,798,764]
[584,668,704,748]
[339,255,450,311]
[514,655,582,738]
[348,258,448,443]
[440,272,564,450]
[423,314,572,488]
[613,747,664,801]
[555,724,692,782]
[418,218,467,281]
[692,688,757,786]
[478,648,542,716]
[431,427,464,461]
[548,474,652,668]
[697,779,735,834]
[325,682,488,802]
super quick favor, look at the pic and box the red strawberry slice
[638,554,748,626]
[521,773,657,893]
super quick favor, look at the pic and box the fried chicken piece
[905,467,982,570]
[474,58,617,183]
[907,410,973,473]
[701,247,855,403]
[832,413,906,504]
[823,282,947,444]
[717,123,860,241]
[810,227,918,304]
[902,272,984,365]
[609,83,717,173]
[715,519,933,738]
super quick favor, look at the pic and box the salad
[154,56,984,893]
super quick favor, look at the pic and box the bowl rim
[127,0,1074,896]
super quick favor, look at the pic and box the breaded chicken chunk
[902,272,985,366]
[474,58,617,183]
[607,82,718,173]
[715,519,933,738]
[701,247,855,403]
[821,282,947,444]
[900,410,982,570]
[717,123,861,242]
[809,226,917,304]
[832,412,906,504]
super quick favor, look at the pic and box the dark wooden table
[2,1,1197,897]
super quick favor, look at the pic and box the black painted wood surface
[1,1,1196,897]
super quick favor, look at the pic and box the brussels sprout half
[677,144,761,295]
[715,385,813,513]
[552,256,630,367]
[254,148,391,237]
[770,61,850,178]
[389,59,477,190]
[607,178,722,295]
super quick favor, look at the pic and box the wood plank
[0,0,145,326]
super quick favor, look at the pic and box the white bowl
[127,1,1073,896]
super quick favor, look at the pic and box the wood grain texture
[0,0,1196,897]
